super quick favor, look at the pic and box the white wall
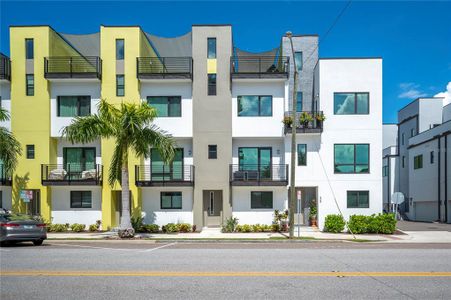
[0,82,11,131]
[51,186,102,227]
[0,187,12,210]
[232,186,287,225]
[140,82,193,137]
[55,138,102,165]
[141,187,193,226]
[232,81,285,137]
[50,82,101,137]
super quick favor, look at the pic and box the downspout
[438,137,441,221]
[387,156,391,212]
[445,134,448,223]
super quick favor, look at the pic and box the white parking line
[52,243,138,252]
[142,242,177,252]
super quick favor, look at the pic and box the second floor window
[147,96,181,117]
[297,144,307,166]
[26,145,35,159]
[294,51,303,72]
[57,96,91,117]
[296,92,303,112]
[207,38,216,59]
[334,144,369,173]
[238,96,272,116]
[26,74,34,96]
[414,154,423,170]
[116,39,124,60]
[116,75,125,96]
[334,92,369,115]
[25,39,34,59]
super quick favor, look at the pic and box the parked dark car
[0,211,47,246]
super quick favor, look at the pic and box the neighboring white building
[0,54,12,210]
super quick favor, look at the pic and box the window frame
[207,37,217,59]
[413,154,423,170]
[147,96,182,117]
[116,75,125,96]
[430,151,434,164]
[160,192,182,209]
[208,145,217,159]
[334,144,370,174]
[402,156,405,168]
[333,92,370,115]
[116,39,125,60]
[57,96,91,117]
[26,74,34,96]
[208,74,216,96]
[237,95,273,117]
[70,191,92,209]
[25,38,34,59]
[382,165,388,177]
[347,190,369,208]
[297,144,307,166]
[294,51,303,72]
[26,145,35,159]
[296,92,303,112]
[250,191,273,209]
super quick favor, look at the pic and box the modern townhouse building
[383,97,450,223]
[0,24,382,231]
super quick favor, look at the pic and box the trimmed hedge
[70,223,86,232]
[324,214,345,233]
[348,214,396,234]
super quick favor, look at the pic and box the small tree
[0,108,22,176]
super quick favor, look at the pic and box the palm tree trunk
[120,163,132,230]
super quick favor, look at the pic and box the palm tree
[63,100,176,237]
[0,107,22,176]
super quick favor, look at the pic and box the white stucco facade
[0,81,11,131]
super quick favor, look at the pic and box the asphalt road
[1,240,451,300]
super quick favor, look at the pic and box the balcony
[44,56,102,80]
[229,164,288,186]
[0,165,11,186]
[283,111,324,134]
[0,54,11,81]
[41,164,103,186]
[137,57,193,80]
[135,165,194,187]
[231,56,289,80]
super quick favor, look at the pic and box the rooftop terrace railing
[137,57,193,80]
[231,56,289,79]
[44,56,102,79]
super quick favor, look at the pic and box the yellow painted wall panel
[207,59,217,74]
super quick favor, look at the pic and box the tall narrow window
[430,151,434,164]
[26,145,35,159]
[208,74,216,96]
[296,92,303,112]
[402,156,405,168]
[25,39,34,59]
[334,144,369,173]
[334,93,369,115]
[116,75,124,96]
[410,128,416,137]
[401,133,405,145]
[413,155,423,170]
[207,38,216,59]
[297,144,307,166]
[116,39,124,60]
[208,145,217,159]
[294,51,302,72]
[26,74,34,96]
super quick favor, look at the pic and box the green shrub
[70,223,86,232]
[252,224,264,232]
[177,223,191,233]
[235,225,243,232]
[48,223,69,232]
[222,217,239,233]
[347,215,369,234]
[131,216,144,232]
[142,224,160,233]
[162,223,178,233]
[241,224,252,233]
[262,224,272,232]
[324,214,345,233]
[348,214,396,234]
[271,223,280,232]
[88,224,99,232]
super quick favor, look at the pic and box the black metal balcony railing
[44,56,102,79]
[0,55,11,81]
[231,56,289,79]
[0,164,12,186]
[230,164,288,186]
[284,111,324,134]
[135,165,194,187]
[41,164,103,186]
[137,57,193,80]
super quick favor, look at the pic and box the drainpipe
[438,137,441,221]
[445,134,448,223]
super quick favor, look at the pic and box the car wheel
[33,240,44,246]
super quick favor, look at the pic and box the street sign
[391,192,405,205]
[20,190,33,203]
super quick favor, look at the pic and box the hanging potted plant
[282,116,293,128]
[299,112,313,128]
[309,199,318,227]
[315,112,326,128]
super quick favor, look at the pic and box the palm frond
[132,125,176,163]
[98,99,120,125]
[62,114,113,144]
[0,107,10,122]
[108,139,125,187]
[0,127,22,174]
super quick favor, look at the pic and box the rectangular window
[401,133,405,146]
[207,38,216,59]
[237,96,272,116]
[208,74,216,96]
[430,151,434,164]
[116,39,124,60]
[57,96,91,117]
[383,165,388,177]
[410,128,415,137]
[147,96,181,117]
[251,191,273,209]
[26,145,35,159]
[294,51,302,72]
[150,148,183,181]
[296,92,303,112]
[160,192,182,209]
[414,155,423,170]
[334,144,369,173]
[25,39,34,59]
[297,144,307,166]
[334,93,369,115]
[208,145,217,159]
[70,191,92,208]
[26,74,34,96]
[63,147,96,174]
[116,75,125,96]
[402,156,405,168]
[347,191,369,208]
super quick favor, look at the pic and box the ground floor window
[347,191,369,208]
[251,191,273,209]
[70,191,92,208]
[161,192,182,209]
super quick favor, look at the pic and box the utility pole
[286,31,298,239]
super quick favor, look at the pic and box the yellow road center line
[1,271,451,277]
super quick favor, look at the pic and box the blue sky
[1,1,450,123]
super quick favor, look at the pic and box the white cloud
[434,81,451,106]
[398,82,427,99]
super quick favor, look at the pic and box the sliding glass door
[63,148,96,179]
[151,148,183,181]
[238,147,272,179]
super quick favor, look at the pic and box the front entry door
[203,190,223,227]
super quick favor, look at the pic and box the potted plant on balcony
[299,112,313,128]
[282,116,293,128]
[309,199,318,227]
[315,112,326,128]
